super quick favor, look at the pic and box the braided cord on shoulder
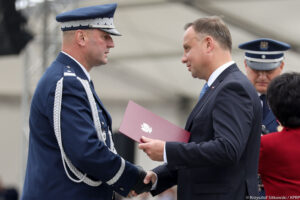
[53,77,102,187]
[75,77,126,185]
[76,77,106,142]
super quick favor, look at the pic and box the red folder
[119,101,190,143]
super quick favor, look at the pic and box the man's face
[245,61,284,94]
[86,29,114,67]
[181,27,208,79]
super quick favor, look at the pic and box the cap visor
[100,28,121,36]
[246,60,281,71]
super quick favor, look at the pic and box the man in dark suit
[138,16,262,200]
[21,4,150,200]
[239,38,290,134]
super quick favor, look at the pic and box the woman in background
[259,72,300,198]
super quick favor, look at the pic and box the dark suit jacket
[22,53,140,200]
[152,64,262,200]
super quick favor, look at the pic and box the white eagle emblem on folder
[141,123,152,134]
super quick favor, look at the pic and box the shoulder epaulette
[63,66,76,77]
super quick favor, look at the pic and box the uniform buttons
[119,187,124,191]
[101,122,104,125]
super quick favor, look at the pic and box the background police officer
[239,38,290,134]
[239,38,290,196]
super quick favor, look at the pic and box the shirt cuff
[163,143,168,163]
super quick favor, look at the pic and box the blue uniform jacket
[263,109,278,133]
[22,52,139,200]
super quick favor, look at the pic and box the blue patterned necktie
[260,94,270,120]
[199,83,209,100]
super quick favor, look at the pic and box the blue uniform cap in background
[56,3,121,36]
[239,38,290,70]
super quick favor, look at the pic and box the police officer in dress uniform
[239,38,290,134]
[239,38,290,196]
[21,4,151,200]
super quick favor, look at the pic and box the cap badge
[141,123,152,134]
[261,55,266,59]
[260,41,268,50]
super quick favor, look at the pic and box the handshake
[128,166,156,197]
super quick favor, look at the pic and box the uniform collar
[61,51,91,81]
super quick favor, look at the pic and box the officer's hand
[131,166,152,195]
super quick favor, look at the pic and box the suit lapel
[185,64,239,131]
[185,85,212,130]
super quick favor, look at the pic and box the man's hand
[127,171,157,198]
[144,171,157,185]
[138,136,165,161]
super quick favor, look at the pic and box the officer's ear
[244,60,250,72]
[279,61,284,71]
[244,60,248,68]
[75,30,88,47]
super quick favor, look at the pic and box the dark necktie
[260,94,270,120]
[199,83,209,100]
[89,80,95,89]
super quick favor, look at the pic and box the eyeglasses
[251,69,278,76]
